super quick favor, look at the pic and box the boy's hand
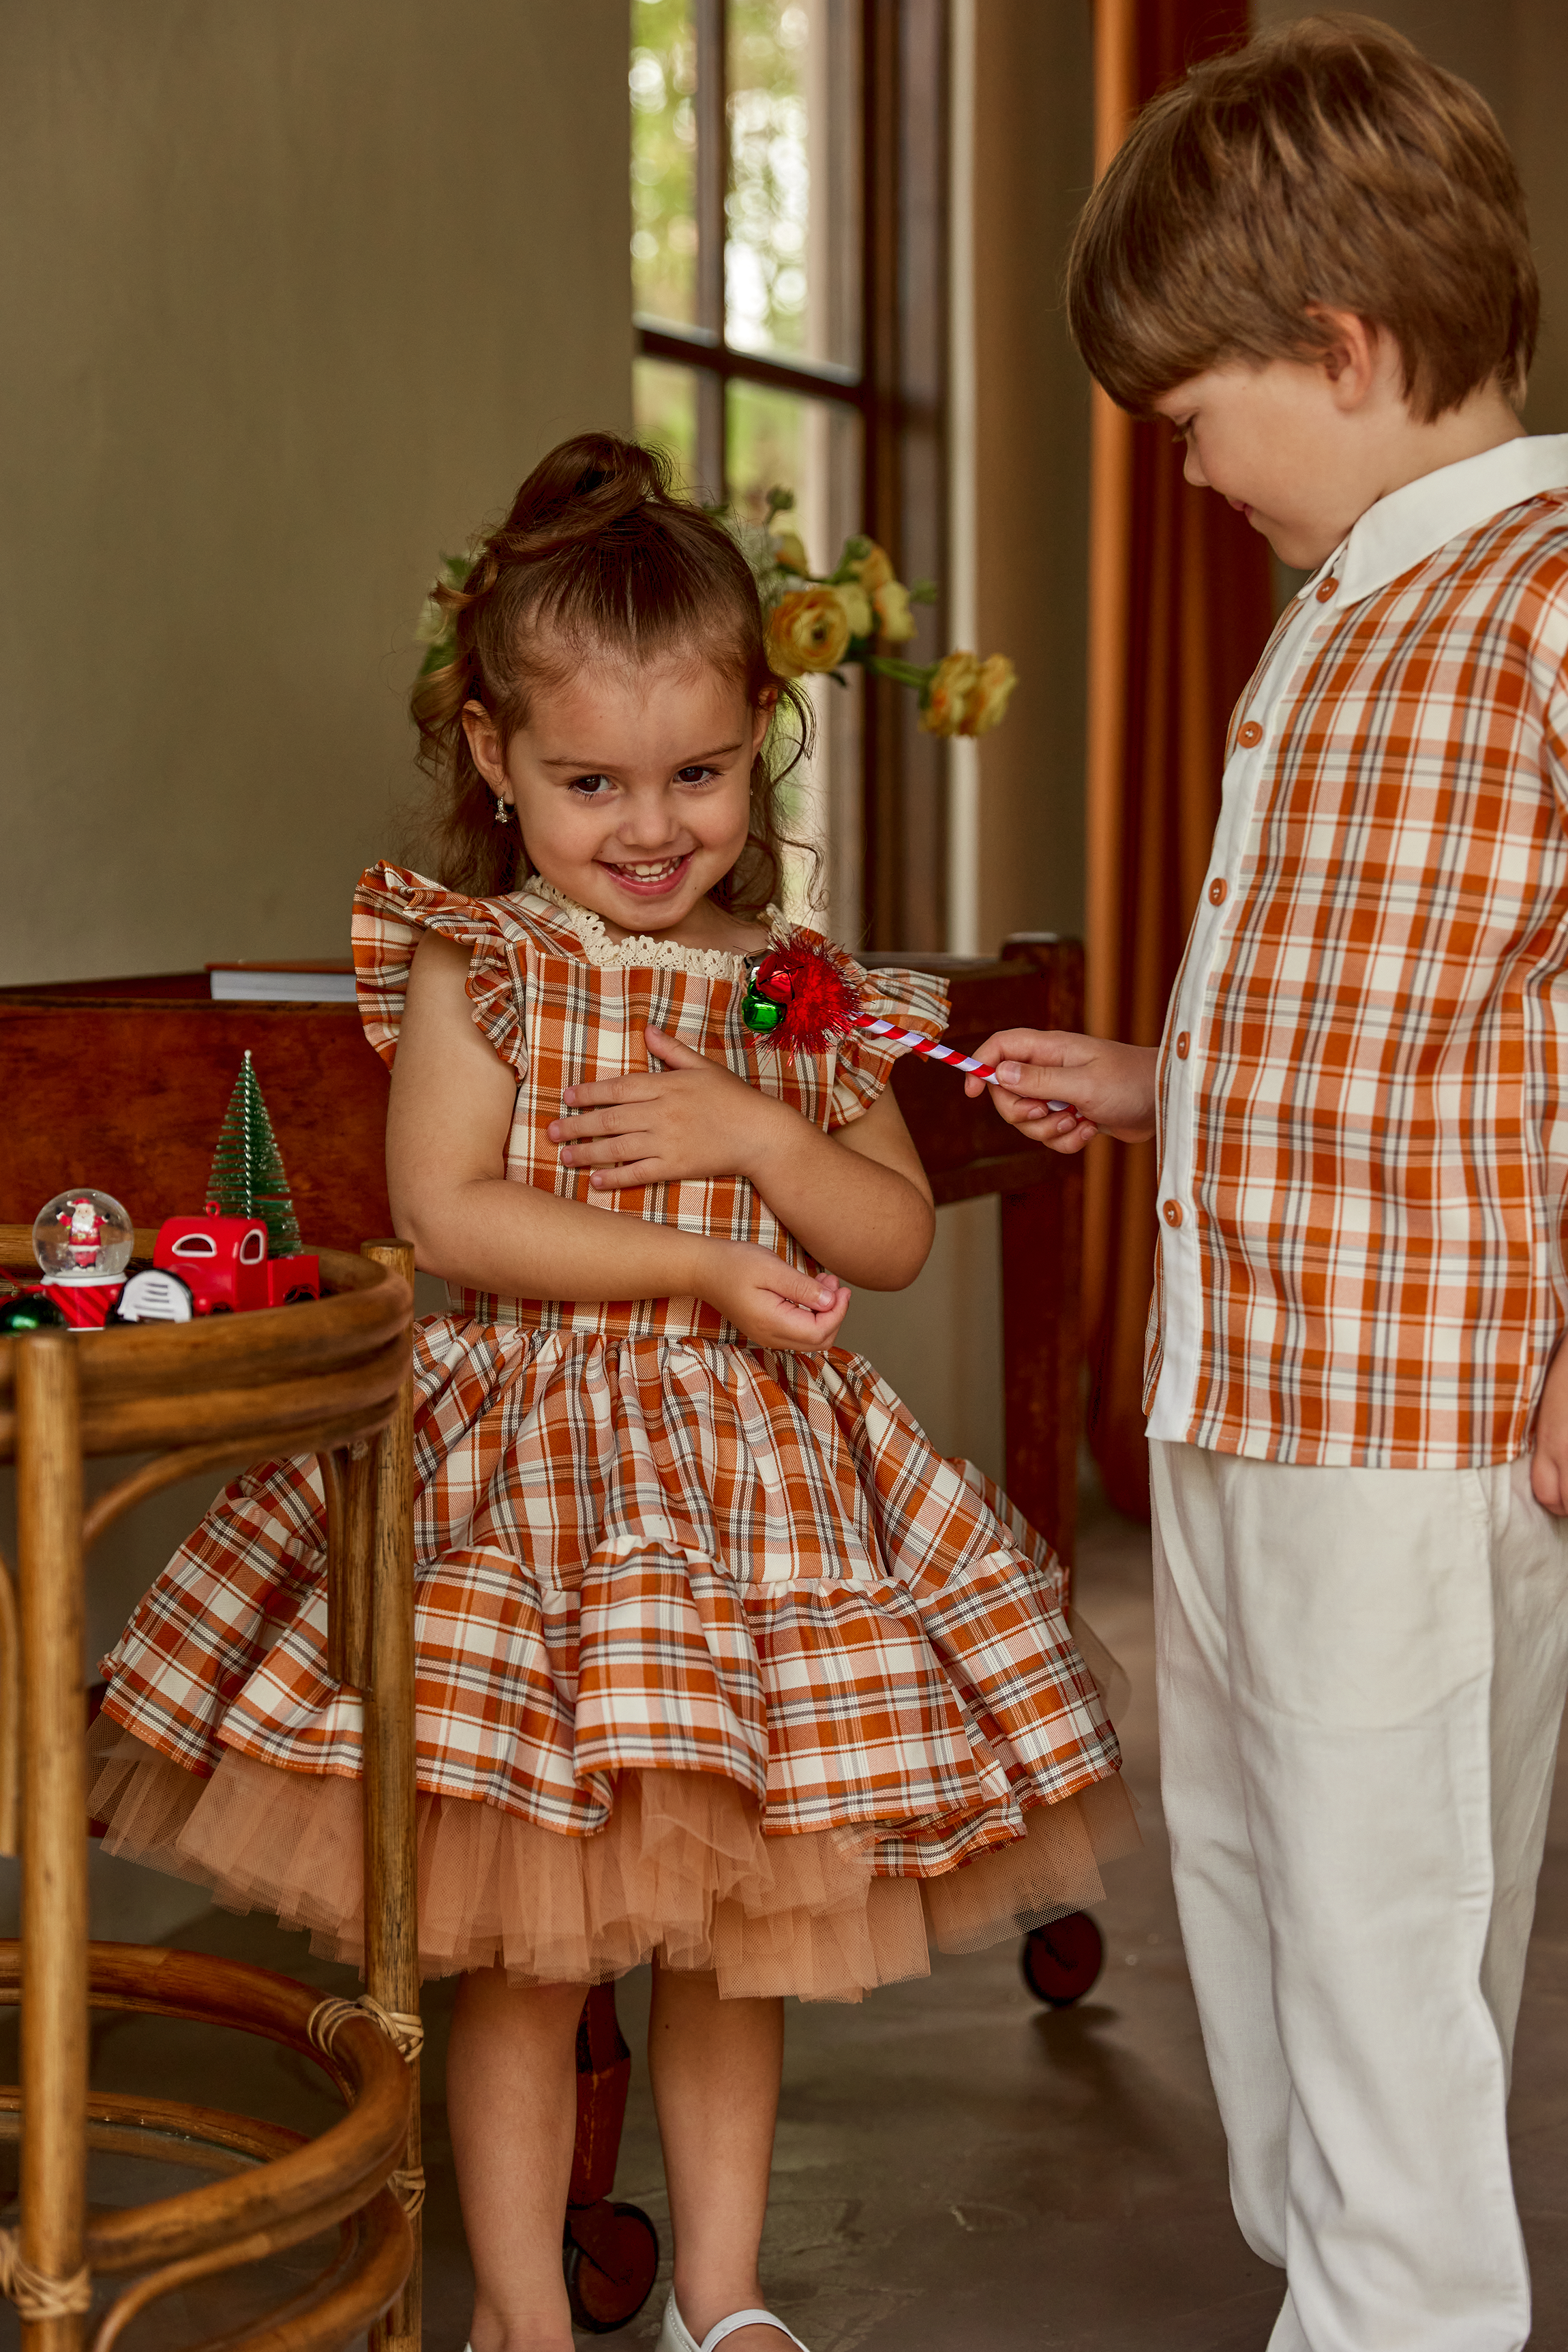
[963,1030,1159,1155]
[697,1239,850,1352]
[1533,1341,1568,1513]
[548,1025,788,1190]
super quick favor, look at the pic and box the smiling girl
[91,436,1135,2352]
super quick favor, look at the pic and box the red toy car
[113,1209,320,1323]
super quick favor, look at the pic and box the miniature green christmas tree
[206,1051,303,1256]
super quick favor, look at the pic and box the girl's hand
[697,1240,851,1352]
[1533,1341,1568,1513]
[547,1024,789,1190]
[963,1029,1159,1156]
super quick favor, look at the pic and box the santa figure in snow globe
[28,1188,136,1328]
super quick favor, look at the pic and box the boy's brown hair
[1066,13,1537,421]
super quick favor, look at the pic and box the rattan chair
[0,1231,423,2351]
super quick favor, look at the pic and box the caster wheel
[1021,1910,1105,2006]
[563,2200,661,2333]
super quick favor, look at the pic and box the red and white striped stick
[847,1016,1071,1111]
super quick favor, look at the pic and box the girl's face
[464,652,770,941]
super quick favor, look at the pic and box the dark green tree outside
[206,1052,303,1256]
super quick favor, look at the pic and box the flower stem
[862,654,935,689]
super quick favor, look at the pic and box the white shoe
[657,2289,811,2352]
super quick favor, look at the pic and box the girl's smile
[462,652,772,950]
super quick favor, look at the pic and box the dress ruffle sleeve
[352,861,527,1080]
[826,960,950,1130]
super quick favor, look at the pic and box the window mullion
[695,0,727,497]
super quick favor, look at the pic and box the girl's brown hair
[410,432,813,914]
[1066,14,1538,423]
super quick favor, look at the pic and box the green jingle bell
[741,986,784,1035]
[0,1290,69,1333]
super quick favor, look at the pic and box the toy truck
[112,1207,320,1323]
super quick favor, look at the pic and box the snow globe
[33,1189,136,1285]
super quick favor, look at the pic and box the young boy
[970,20,1568,2351]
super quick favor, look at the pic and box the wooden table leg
[1000,1153,1084,1588]
[15,1336,91,2349]
[362,1239,421,2352]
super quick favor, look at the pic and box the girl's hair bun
[509,432,671,547]
[410,432,813,910]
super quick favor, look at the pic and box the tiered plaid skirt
[95,1317,1136,2002]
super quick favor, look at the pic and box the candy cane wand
[740,940,1073,1113]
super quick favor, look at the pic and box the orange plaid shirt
[1146,436,1568,1467]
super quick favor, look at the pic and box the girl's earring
[493,796,511,826]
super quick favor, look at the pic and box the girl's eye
[674,765,718,785]
[568,774,613,798]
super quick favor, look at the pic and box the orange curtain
[1082,0,1276,1521]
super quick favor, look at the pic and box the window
[631,0,950,949]
[172,1233,217,1258]
[240,1230,265,1264]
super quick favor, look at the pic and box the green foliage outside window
[631,0,697,329]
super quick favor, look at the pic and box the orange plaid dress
[92,865,1134,2001]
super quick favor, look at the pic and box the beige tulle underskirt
[90,1728,1139,2004]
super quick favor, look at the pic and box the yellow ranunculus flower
[766,586,854,677]
[961,653,1018,736]
[919,650,982,737]
[873,579,916,643]
[770,530,810,575]
[849,539,895,592]
[837,579,875,638]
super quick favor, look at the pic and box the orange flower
[873,579,916,644]
[849,539,896,592]
[919,650,982,736]
[961,654,1018,737]
[769,530,811,575]
[767,586,853,677]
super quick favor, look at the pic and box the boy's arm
[1533,1342,1568,1516]
[962,1029,1159,1156]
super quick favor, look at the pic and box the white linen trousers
[1151,1441,1568,2352]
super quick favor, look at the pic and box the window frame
[633,0,950,950]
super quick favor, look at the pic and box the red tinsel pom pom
[751,934,865,1051]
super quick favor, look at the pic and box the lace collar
[517,876,785,978]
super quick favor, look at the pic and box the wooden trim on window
[635,322,864,406]
[860,0,950,951]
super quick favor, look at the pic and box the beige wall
[0,1,632,987]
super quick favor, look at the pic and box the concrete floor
[5,1495,1568,2349]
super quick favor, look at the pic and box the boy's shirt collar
[1308,433,1568,609]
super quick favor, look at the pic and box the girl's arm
[547,1024,935,1290]
[387,935,851,1350]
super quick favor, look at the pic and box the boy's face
[1152,356,1378,571]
